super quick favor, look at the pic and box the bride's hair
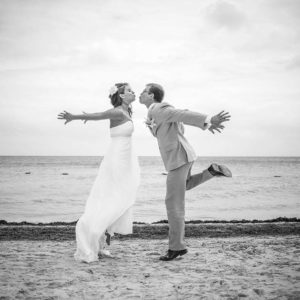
[109,82,132,117]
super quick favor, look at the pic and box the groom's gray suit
[148,102,212,250]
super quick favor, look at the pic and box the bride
[58,83,140,263]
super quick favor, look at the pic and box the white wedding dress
[74,121,140,263]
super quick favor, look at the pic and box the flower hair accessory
[109,85,118,96]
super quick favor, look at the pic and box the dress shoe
[159,249,188,261]
[208,163,232,177]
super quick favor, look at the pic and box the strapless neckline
[110,120,132,130]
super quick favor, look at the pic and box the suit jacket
[147,102,209,171]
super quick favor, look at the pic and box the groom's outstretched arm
[158,106,209,130]
[157,106,230,133]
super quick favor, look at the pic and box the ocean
[0,156,299,223]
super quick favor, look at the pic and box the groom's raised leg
[186,167,214,191]
[186,163,232,191]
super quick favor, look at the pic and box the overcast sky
[0,0,299,156]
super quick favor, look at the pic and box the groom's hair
[146,83,164,102]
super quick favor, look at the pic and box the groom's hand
[209,124,225,134]
[211,111,231,127]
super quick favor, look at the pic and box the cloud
[205,1,246,30]
[286,55,300,70]
[271,0,300,21]
[0,0,299,155]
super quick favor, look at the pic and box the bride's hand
[57,110,74,125]
[82,111,88,124]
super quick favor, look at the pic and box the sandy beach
[0,223,299,299]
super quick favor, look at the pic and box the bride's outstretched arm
[57,108,123,125]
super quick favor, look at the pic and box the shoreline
[1,221,299,241]
[1,216,299,226]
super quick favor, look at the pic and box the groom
[139,83,232,261]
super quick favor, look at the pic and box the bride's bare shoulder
[104,108,124,120]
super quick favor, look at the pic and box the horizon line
[0,155,299,158]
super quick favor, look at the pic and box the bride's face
[120,85,135,104]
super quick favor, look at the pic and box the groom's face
[139,86,153,105]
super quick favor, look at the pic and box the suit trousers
[165,162,213,250]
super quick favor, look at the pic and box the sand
[1,234,299,299]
